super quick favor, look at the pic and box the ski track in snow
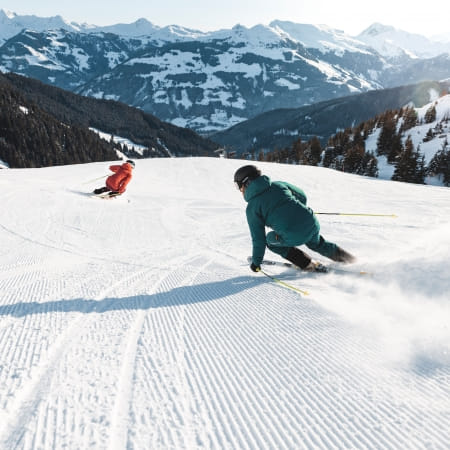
[0,158,449,449]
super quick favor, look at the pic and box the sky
[1,0,449,38]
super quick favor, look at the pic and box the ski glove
[250,262,261,272]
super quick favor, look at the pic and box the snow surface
[0,157,449,449]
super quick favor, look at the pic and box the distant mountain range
[211,80,450,152]
[356,23,450,58]
[1,10,449,135]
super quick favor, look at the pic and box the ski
[248,257,371,276]
[258,268,310,296]
[91,192,122,200]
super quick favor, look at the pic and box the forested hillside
[0,77,117,167]
[212,80,450,153]
[252,94,450,186]
[0,73,219,168]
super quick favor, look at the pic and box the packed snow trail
[0,158,449,449]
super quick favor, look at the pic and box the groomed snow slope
[0,158,449,449]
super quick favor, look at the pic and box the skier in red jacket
[94,160,135,196]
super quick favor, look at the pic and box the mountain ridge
[2,9,449,53]
[1,10,449,134]
[211,80,450,151]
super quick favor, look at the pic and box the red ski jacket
[106,162,133,194]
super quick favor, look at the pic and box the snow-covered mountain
[0,157,449,448]
[0,24,385,133]
[268,20,374,55]
[1,10,450,133]
[0,10,210,44]
[432,31,450,43]
[357,23,450,58]
[212,80,450,157]
[0,9,89,40]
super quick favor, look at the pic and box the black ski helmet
[126,159,135,168]
[234,165,261,189]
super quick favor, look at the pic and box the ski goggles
[234,176,250,190]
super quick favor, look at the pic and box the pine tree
[401,107,418,132]
[343,145,364,174]
[322,146,335,168]
[387,132,403,163]
[257,150,264,161]
[362,152,378,178]
[423,128,434,142]
[424,104,437,124]
[415,149,426,184]
[427,140,450,186]
[291,137,304,164]
[303,136,322,166]
[392,136,425,184]
[376,113,397,157]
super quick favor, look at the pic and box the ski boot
[303,261,329,273]
[286,247,328,273]
[93,187,109,195]
[330,246,356,264]
[286,247,311,269]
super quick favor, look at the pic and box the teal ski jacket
[244,175,319,265]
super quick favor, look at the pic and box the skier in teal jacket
[234,165,356,272]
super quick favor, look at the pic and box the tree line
[0,82,119,168]
[242,103,449,186]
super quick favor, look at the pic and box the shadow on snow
[0,276,266,318]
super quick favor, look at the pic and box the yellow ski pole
[315,212,397,218]
[257,268,310,296]
[82,175,108,185]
